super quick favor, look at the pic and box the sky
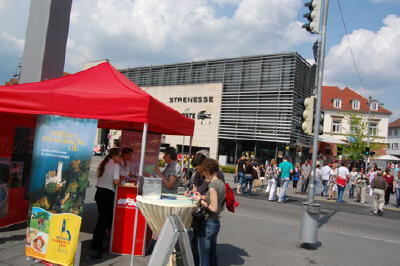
[0,0,399,120]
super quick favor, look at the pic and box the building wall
[322,110,390,144]
[119,53,314,147]
[142,83,223,159]
[388,126,400,156]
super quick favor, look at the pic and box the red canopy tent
[0,62,194,136]
[0,62,194,228]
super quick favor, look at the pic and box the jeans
[301,177,309,193]
[321,180,328,196]
[337,185,345,203]
[396,188,400,207]
[349,184,355,198]
[384,187,392,205]
[242,174,253,193]
[278,178,290,202]
[198,218,220,266]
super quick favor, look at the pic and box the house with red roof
[387,119,400,156]
[320,86,391,157]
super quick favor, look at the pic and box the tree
[339,114,379,160]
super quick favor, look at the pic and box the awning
[318,135,346,144]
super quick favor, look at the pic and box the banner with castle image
[26,115,97,266]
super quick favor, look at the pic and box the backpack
[224,183,240,213]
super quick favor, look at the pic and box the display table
[136,195,197,235]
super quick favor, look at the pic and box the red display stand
[110,185,151,256]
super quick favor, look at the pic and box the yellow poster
[26,207,81,266]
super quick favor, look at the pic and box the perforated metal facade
[120,53,314,148]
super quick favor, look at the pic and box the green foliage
[221,165,236,173]
[339,113,378,160]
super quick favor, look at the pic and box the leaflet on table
[26,115,97,266]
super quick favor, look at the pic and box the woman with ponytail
[90,148,121,259]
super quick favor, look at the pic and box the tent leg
[188,136,193,157]
[130,123,148,266]
[181,136,185,167]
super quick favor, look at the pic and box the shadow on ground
[217,243,249,265]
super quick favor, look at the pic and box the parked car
[93,145,103,156]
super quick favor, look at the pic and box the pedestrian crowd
[235,156,400,217]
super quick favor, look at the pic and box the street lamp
[365,96,384,170]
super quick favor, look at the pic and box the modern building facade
[320,86,391,157]
[120,53,315,163]
[388,119,400,156]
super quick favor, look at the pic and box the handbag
[191,206,207,232]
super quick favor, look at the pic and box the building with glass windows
[119,52,315,164]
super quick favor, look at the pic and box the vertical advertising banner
[26,115,97,266]
[120,131,161,176]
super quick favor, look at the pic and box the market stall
[0,62,195,264]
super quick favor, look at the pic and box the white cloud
[324,14,400,118]
[64,0,313,69]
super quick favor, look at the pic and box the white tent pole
[139,123,148,176]
[181,136,185,167]
[130,123,148,266]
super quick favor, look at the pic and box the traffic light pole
[308,0,329,204]
[300,0,329,247]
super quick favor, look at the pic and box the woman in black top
[241,160,254,194]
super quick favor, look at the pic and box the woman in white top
[91,148,121,258]
[328,163,338,200]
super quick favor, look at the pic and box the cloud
[64,0,313,70]
[324,14,400,118]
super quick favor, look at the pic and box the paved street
[0,157,399,265]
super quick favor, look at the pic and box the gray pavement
[1,157,399,265]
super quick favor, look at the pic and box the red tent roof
[321,86,391,114]
[0,62,194,136]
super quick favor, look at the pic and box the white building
[387,119,400,156]
[320,86,391,156]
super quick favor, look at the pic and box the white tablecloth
[136,195,197,235]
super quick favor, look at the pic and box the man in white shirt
[337,162,350,204]
[320,162,331,197]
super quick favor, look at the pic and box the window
[332,120,341,133]
[333,99,342,108]
[392,143,398,150]
[394,129,398,136]
[370,102,378,111]
[352,100,360,110]
[368,122,378,136]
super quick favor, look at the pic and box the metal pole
[299,0,329,247]
[307,0,329,204]
[365,97,371,171]
[131,123,148,266]
[182,136,185,167]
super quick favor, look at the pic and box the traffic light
[316,111,324,135]
[364,147,370,155]
[302,96,315,135]
[302,0,321,34]
[370,151,376,156]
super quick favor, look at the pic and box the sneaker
[378,210,383,216]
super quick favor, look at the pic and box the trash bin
[299,202,321,244]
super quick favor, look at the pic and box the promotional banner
[120,131,161,175]
[26,115,97,266]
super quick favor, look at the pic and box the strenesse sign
[169,96,214,103]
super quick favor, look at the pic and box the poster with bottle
[26,115,97,266]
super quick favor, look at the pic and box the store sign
[117,198,137,209]
[169,96,214,103]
